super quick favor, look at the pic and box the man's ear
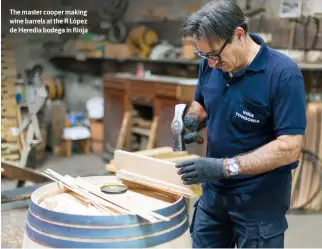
[235,27,246,41]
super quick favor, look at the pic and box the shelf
[50,55,322,72]
[51,55,200,65]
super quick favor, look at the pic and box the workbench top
[104,73,199,86]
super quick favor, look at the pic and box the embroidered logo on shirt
[235,110,260,123]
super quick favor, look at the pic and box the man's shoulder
[266,47,303,79]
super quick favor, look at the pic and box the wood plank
[115,111,131,150]
[109,147,188,165]
[2,154,20,161]
[114,150,202,197]
[106,151,193,173]
[1,107,17,118]
[1,98,17,107]
[133,118,152,128]
[1,143,19,154]
[147,116,159,149]
[1,160,50,183]
[165,154,200,162]
[132,127,150,136]
[134,146,173,156]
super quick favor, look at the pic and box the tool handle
[195,135,204,144]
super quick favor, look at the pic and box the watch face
[229,163,239,173]
[228,159,239,175]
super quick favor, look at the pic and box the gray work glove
[183,115,204,144]
[176,157,228,185]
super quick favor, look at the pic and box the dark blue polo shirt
[194,33,306,194]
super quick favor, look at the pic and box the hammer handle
[195,135,204,144]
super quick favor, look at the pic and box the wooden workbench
[103,73,207,158]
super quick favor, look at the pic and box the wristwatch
[227,157,240,176]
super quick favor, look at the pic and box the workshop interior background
[1,0,322,248]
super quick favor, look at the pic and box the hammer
[171,104,204,151]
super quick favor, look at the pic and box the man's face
[195,29,246,72]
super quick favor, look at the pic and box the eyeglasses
[195,41,228,61]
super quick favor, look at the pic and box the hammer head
[171,104,187,151]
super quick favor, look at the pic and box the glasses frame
[195,40,228,61]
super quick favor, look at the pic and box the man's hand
[183,101,206,144]
[176,157,228,185]
[183,115,205,144]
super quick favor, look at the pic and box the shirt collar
[245,33,268,72]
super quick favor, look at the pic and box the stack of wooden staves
[1,38,20,162]
[291,102,322,212]
[41,169,170,223]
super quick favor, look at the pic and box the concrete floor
[1,154,322,248]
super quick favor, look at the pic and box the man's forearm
[235,135,303,175]
[186,101,207,127]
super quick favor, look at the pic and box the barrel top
[30,175,184,221]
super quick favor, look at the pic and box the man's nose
[207,58,219,68]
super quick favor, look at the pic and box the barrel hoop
[27,207,187,239]
[25,216,189,248]
[28,206,186,229]
[29,196,185,226]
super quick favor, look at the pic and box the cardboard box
[104,43,129,59]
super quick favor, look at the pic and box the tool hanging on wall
[42,77,64,100]
[107,21,128,43]
[97,0,129,23]
[126,26,159,58]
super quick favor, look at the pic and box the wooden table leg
[64,139,72,157]
[83,139,90,154]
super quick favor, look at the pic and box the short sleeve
[272,75,306,136]
[194,59,207,108]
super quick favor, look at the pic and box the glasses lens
[195,49,221,61]
[195,50,209,59]
[209,55,221,61]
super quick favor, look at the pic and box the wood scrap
[42,170,120,216]
[147,116,159,149]
[132,127,150,136]
[115,111,132,150]
[114,150,202,198]
[1,160,49,183]
[133,118,152,128]
[41,169,170,223]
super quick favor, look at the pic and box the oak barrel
[22,176,192,248]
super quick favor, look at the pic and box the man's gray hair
[180,0,248,45]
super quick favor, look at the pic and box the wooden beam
[165,154,200,162]
[1,160,50,183]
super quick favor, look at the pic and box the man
[176,0,306,248]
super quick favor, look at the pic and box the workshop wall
[2,0,320,112]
